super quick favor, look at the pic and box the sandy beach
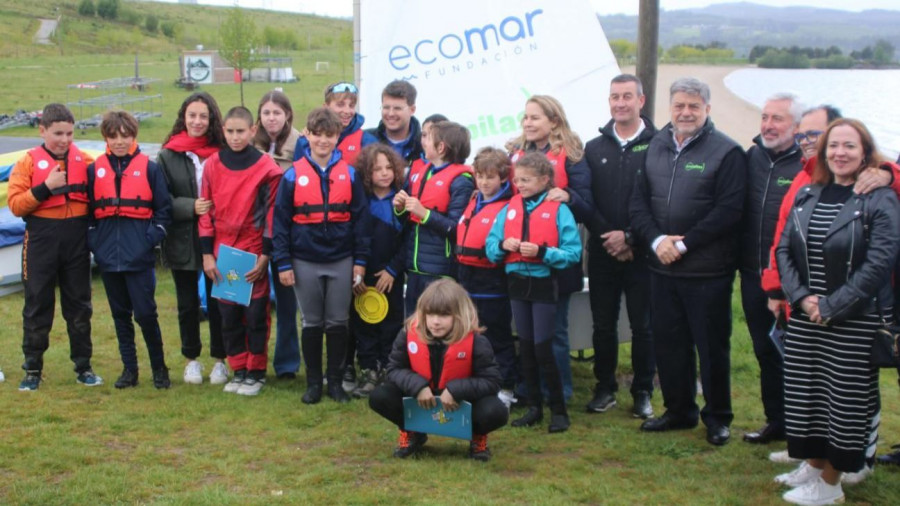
[625,64,762,148]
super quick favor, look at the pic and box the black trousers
[588,248,655,395]
[739,268,784,427]
[171,269,225,360]
[219,296,270,372]
[21,216,93,374]
[101,269,166,372]
[650,271,734,427]
[369,382,509,436]
[473,296,516,390]
[350,272,404,371]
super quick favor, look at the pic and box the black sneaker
[19,371,42,391]
[468,434,492,462]
[76,369,104,387]
[586,388,617,413]
[342,365,357,393]
[877,445,900,466]
[511,406,543,427]
[393,430,428,458]
[114,369,139,389]
[152,368,171,389]
[632,391,653,419]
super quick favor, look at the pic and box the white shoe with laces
[209,362,229,385]
[770,449,802,464]
[183,360,203,384]
[237,377,265,396]
[775,461,823,487]
[840,463,873,485]
[782,477,844,505]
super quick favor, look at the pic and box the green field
[1,269,899,504]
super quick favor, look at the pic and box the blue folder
[403,397,472,440]
[210,245,257,306]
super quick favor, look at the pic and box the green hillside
[0,0,353,143]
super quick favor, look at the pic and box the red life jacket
[337,129,363,167]
[291,158,352,224]
[510,147,569,189]
[91,154,153,219]
[456,196,507,268]
[407,162,472,224]
[406,321,474,390]
[502,194,560,264]
[29,145,89,209]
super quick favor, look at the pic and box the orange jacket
[8,146,94,219]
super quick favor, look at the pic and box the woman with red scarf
[157,92,229,386]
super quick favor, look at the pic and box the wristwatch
[624,230,634,246]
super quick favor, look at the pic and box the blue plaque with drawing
[402,397,473,440]
[210,245,257,306]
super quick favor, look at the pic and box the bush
[145,14,158,33]
[77,0,95,17]
[757,49,811,69]
[119,8,141,26]
[813,54,854,69]
[161,20,178,39]
[96,0,119,20]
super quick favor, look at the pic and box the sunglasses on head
[794,130,824,143]
[328,82,358,94]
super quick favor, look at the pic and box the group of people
[5,70,900,500]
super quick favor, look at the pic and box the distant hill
[598,2,900,59]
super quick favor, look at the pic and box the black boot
[536,340,567,418]
[512,406,544,427]
[301,326,324,404]
[512,338,543,427]
[325,326,350,403]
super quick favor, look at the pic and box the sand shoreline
[624,63,762,148]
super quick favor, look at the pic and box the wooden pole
[637,0,659,120]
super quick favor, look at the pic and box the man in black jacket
[582,74,657,419]
[365,80,423,166]
[629,77,747,446]
[739,93,804,445]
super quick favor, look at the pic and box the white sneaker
[0,367,5,383]
[770,449,802,464]
[840,463,873,485]
[183,360,203,384]
[237,378,265,396]
[223,373,245,394]
[776,462,823,487]
[782,477,844,505]
[209,362,229,385]
[498,389,517,410]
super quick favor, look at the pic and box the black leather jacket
[776,184,900,323]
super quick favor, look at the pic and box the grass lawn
[0,268,898,504]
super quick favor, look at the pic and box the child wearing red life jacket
[455,147,517,407]
[273,107,371,405]
[200,106,283,396]
[87,111,173,389]
[393,121,474,315]
[8,104,101,391]
[485,152,582,433]
[368,278,508,461]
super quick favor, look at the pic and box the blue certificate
[402,397,473,440]
[210,245,257,306]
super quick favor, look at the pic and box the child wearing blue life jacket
[369,278,508,461]
[348,144,407,397]
[273,107,371,405]
[392,121,474,315]
[486,152,582,433]
[87,111,173,389]
[455,147,517,408]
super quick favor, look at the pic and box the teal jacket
[485,191,581,278]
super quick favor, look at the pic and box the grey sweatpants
[291,257,353,329]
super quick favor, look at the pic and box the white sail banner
[359,0,620,155]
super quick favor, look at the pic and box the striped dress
[783,184,880,473]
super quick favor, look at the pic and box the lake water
[724,68,900,161]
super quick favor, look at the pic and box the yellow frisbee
[355,287,389,324]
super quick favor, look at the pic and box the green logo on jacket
[632,144,649,153]
[684,162,706,172]
[777,177,793,186]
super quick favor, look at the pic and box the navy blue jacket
[87,148,172,272]
[292,113,378,162]
[457,181,514,298]
[396,162,474,277]
[272,149,371,270]
[366,116,424,165]
[368,188,406,277]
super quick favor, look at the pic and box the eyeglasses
[328,82,358,95]
[794,130,824,143]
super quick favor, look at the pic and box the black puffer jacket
[740,137,803,274]
[777,185,900,322]
[629,119,747,277]
[385,329,501,401]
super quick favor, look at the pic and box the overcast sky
[155,0,900,18]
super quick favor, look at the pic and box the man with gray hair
[739,92,804,446]
[630,77,747,446]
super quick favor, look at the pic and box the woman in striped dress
[775,118,900,505]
